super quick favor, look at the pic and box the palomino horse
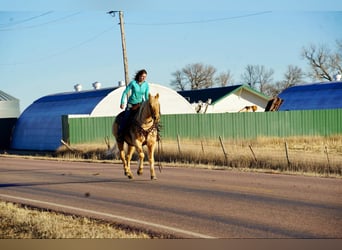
[112,93,161,180]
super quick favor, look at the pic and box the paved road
[0,156,341,238]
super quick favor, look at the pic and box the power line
[0,25,115,66]
[0,11,54,26]
[125,11,272,26]
[0,11,82,31]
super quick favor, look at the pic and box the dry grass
[56,135,342,177]
[156,136,342,176]
[0,201,152,239]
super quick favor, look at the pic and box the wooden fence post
[284,141,291,169]
[177,134,181,154]
[324,145,331,175]
[249,144,257,162]
[219,136,228,166]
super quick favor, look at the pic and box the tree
[283,65,305,88]
[183,63,216,89]
[170,70,187,90]
[263,65,305,97]
[241,64,274,93]
[170,63,217,90]
[241,65,258,88]
[301,40,342,81]
[215,70,234,87]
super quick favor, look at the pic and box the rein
[134,119,158,138]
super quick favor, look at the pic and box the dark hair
[134,69,147,82]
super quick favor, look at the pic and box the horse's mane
[136,99,150,123]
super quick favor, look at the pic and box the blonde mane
[137,94,160,126]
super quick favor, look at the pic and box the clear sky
[1,1,342,112]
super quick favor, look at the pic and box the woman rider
[118,69,149,140]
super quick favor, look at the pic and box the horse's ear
[148,93,152,99]
[155,93,159,99]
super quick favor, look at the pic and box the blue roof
[11,87,116,151]
[278,82,342,111]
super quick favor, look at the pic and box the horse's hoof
[128,174,134,179]
[151,176,157,180]
[137,169,143,176]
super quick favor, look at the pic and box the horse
[112,93,161,180]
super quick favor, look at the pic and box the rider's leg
[118,108,130,141]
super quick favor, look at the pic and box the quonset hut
[0,90,20,149]
[278,81,342,111]
[11,83,195,151]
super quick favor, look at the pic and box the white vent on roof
[74,84,82,91]
[92,81,101,89]
[335,73,341,81]
[118,81,125,87]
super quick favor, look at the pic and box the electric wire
[0,11,82,31]
[0,11,54,26]
[0,25,115,66]
[125,11,271,26]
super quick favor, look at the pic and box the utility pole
[108,10,129,86]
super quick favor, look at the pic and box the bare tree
[241,64,258,88]
[182,63,216,89]
[283,65,305,88]
[330,40,342,75]
[170,70,187,90]
[302,40,342,81]
[241,64,274,93]
[263,65,304,97]
[215,70,234,86]
[263,82,280,97]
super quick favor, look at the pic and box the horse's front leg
[125,145,135,179]
[136,144,145,176]
[117,142,129,176]
[147,141,157,180]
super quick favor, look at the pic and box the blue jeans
[118,108,131,136]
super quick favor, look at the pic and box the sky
[1,1,342,113]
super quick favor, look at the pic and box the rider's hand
[120,104,125,109]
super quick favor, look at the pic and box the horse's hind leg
[117,142,133,179]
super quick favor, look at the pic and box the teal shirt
[120,80,149,105]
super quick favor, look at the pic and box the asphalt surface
[0,156,341,238]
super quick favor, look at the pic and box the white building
[178,85,270,113]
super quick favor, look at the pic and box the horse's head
[148,93,160,123]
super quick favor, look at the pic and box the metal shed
[278,82,342,111]
[11,83,194,151]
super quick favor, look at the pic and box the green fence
[62,109,342,145]
[62,116,115,144]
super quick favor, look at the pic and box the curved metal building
[278,81,342,111]
[0,90,20,149]
[11,83,194,151]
